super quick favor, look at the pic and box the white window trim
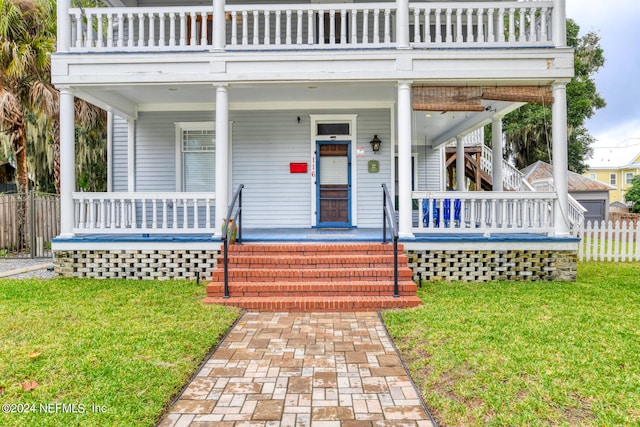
[309,114,358,227]
[610,173,617,186]
[625,172,634,185]
[175,121,215,192]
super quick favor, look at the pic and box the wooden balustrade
[412,191,556,235]
[67,1,556,52]
[72,192,216,234]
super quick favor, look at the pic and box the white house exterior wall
[113,108,400,228]
[112,115,130,192]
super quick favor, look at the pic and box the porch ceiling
[76,81,520,147]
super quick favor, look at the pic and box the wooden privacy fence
[0,192,60,258]
[575,220,640,262]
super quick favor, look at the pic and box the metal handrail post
[393,235,399,297]
[222,184,245,299]
[383,189,387,243]
[382,184,399,298]
[223,237,230,298]
[238,190,242,243]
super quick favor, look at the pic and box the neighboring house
[522,161,612,224]
[585,140,640,205]
[0,162,17,193]
[51,0,578,288]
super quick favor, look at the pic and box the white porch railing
[72,192,216,234]
[67,1,556,52]
[413,191,557,235]
[410,1,554,47]
[530,178,587,229]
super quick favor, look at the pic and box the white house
[51,0,579,293]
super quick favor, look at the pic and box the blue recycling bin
[423,198,461,227]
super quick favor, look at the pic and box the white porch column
[552,82,570,236]
[107,112,113,192]
[396,0,410,49]
[215,84,230,235]
[213,0,226,50]
[127,119,135,192]
[455,136,465,191]
[491,116,504,191]
[59,89,75,238]
[397,81,413,238]
[553,0,567,47]
[57,0,71,51]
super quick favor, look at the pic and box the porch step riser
[206,281,417,297]
[226,243,404,255]
[225,255,408,269]
[202,296,422,312]
[211,269,413,282]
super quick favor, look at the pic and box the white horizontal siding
[134,111,214,192]
[416,144,442,192]
[112,115,129,192]
[232,111,311,228]
[355,109,391,227]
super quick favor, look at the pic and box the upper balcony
[60,1,565,54]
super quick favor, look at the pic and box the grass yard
[0,278,240,427]
[383,262,640,427]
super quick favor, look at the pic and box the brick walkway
[159,312,435,427]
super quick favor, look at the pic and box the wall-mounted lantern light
[370,135,381,153]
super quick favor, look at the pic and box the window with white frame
[589,173,596,180]
[626,172,634,185]
[177,124,215,192]
[610,173,617,186]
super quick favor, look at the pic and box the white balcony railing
[66,1,556,53]
[73,192,216,234]
[413,191,557,235]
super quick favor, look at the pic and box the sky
[566,0,640,149]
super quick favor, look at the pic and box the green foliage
[499,19,606,173]
[0,0,108,193]
[384,262,640,427]
[0,278,240,427]
[76,124,107,192]
[624,175,640,213]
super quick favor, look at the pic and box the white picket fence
[575,220,640,262]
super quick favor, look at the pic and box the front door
[317,142,351,227]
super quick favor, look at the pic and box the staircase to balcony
[446,129,526,192]
[203,243,421,312]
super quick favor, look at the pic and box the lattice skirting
[407,249,577,282]
[54,250,219,281]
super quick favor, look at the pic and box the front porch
[52,223,578,283]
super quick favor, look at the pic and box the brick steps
[202,296,423,312]
[225,254,408,268]
[204,242,421,312]
[211,267,414,281]
[206,280,417,297]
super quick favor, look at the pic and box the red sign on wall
[290,163,308,173]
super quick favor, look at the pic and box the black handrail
[222,184,244,298]
[382,184,399,297]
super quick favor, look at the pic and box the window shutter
[182,130,215,192]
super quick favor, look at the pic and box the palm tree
[0,0,56,247]
[0,0,106,249]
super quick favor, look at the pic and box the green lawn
[383,262,640,427]
[0,279,239,427]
